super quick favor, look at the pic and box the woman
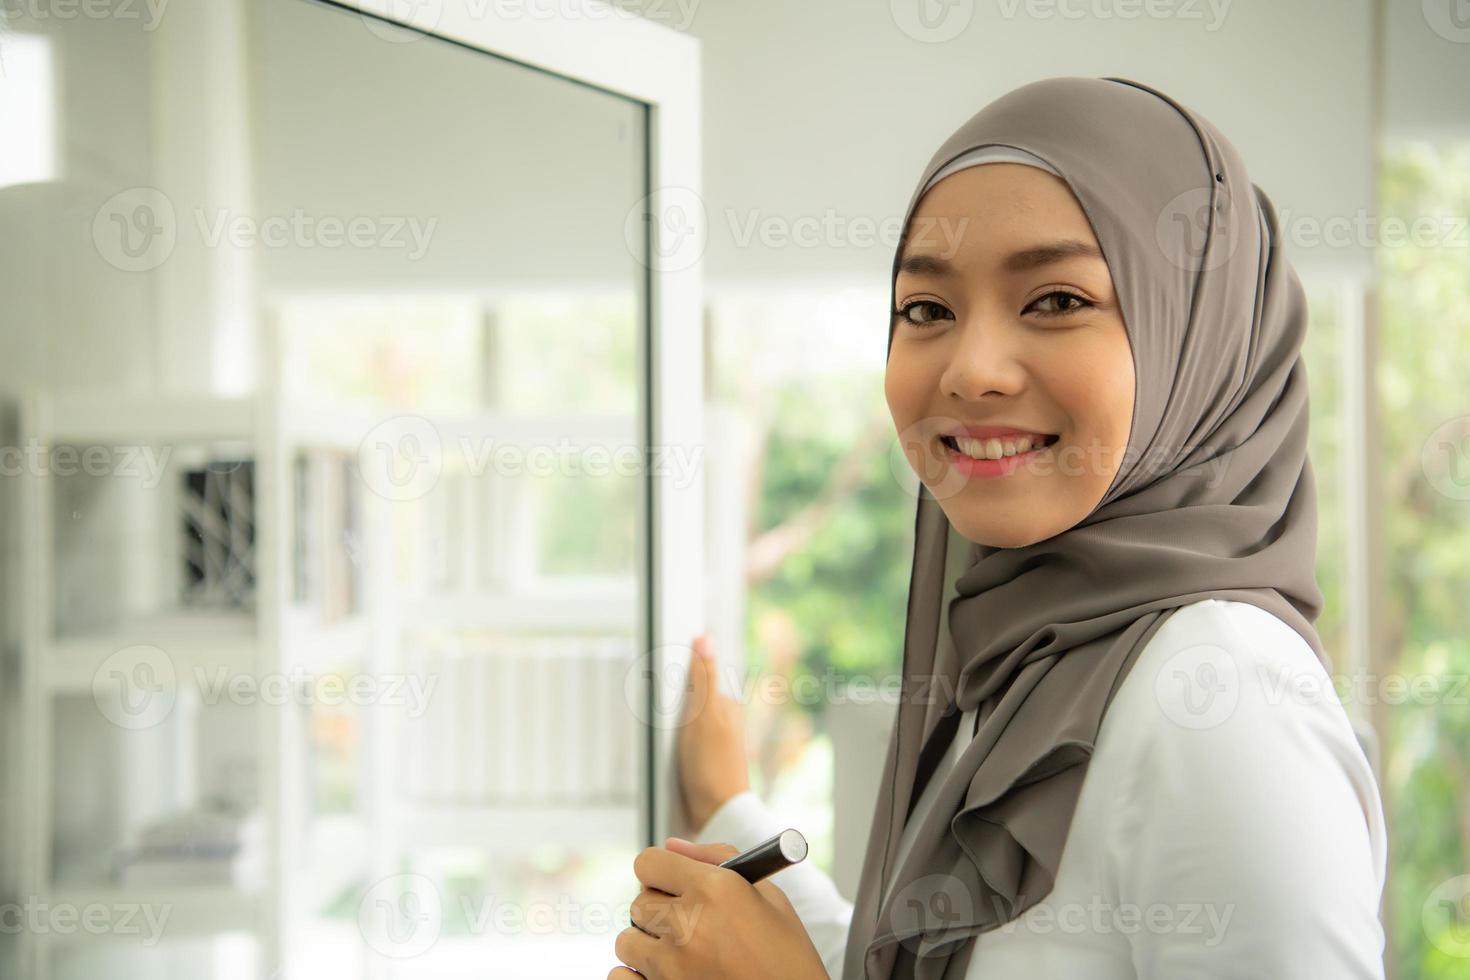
[611,75,1387,980]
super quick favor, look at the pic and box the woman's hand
[677,634,750,833]
[609,838,828,980]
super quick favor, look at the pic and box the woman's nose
[938,317,1027,402]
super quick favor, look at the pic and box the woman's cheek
[884,352,928,430]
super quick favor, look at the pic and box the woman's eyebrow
[897,239,1104,277]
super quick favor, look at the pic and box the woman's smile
[939,429,1061,479]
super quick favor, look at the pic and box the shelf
[46,611,257,693]
[393,803,639,851]
[280,608,372,673]
[418,410,637,453]
[39,392,256,444]
[274,408,640,468]
[42,885,263,942]
[278,401,381,453]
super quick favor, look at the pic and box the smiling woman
[640,75,1387,980]
[884,160,1135,549]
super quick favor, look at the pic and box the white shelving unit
[260,313,654,978]
[14,389,278,979]
[2,1,704,976]
[6,358,666,978]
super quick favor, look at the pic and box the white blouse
[695,598,1388,979]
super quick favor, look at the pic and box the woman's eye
[1026,290,1093,317]
[893,300,952,327]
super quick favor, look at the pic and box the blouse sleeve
[1105,600,1388,980]
[695,790,856,978]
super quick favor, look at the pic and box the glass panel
[0,0,652,976]
[250,1,650,977]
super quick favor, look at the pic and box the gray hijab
[842,76,1327,980]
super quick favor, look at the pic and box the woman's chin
[945,510,1051,549]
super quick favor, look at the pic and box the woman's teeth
[947,434,1053,461]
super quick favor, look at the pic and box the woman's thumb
[664,837,739,866]
[690,633,709,676]
[682,635,712,712]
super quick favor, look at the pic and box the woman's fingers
[663,837,739,866]
[632,845,708,897]
[614,925,663,978]
[607,968,642,979]
[632,887,699,940]
[754,877,795,913]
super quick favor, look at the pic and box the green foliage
[743,376,914,713]
[1377,141,1470,980]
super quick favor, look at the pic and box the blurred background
[0,0,1467,978]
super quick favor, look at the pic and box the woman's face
[885,162,1135,549]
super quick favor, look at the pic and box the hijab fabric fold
[841,76,1327,980]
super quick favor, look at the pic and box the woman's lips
[939,433,1059,479]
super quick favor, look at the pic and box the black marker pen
[717,828,808,884]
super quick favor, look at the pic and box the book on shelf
[113,804,266,892]
[291,450,363,625]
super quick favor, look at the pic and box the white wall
[0,0,650,398]
[6,0,1462,391]
[0,14,158,393]
[1386,0,1470,143]
[633,0,1380,282]
[248,0,647,293]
